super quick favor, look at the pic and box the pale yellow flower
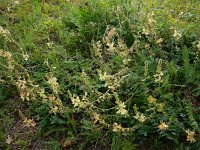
[158,121,168,131]
[142,28,150,36]
[0,26,10,35]
[93,112,100,124]
[153,71,163,83]
[47,77,58,86]
[71,94,81,108]
[0,26,11,41]
[6,135,13,144]
[113,122,122,132]
[47,41,54,48]
[138,114,146,123]
[53,98,63,107]
[116,108,128,115]
[185,129,196,143]
[49,106,58,114]
[148,18,157,25]
[108,42,115,53]
[13,1,19,5]
[95,40,102,57]
[145,44,150,49]
[99,71,112,81]
[3,51,12,59]
[197,41,200,51]
[116,101,128,115]
[173,30,182,40]
[47,76,59,93]
[23,118,36,127]
[134,112,140,120]
[38,88,47,100]
[147,95,157,104]
[134,112,146,123]
[68,92,89,109]
[153,59,163,83]
[156,38,163,44]
[123,59,131,65]
[107,28,116,39]
[22,52,29,61]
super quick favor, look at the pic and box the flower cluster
[153,59,164,83]
[16,78,37,101]
[197,41,200,51]
[1,50,13,71]
[185,129,196,143]
[98,69,127,90]
[22,52,29,61]
[7,0,20,12]
[68,91,90,109]
[115,99,128,116]
[147,95,157,104]
[47,75,59,94]
[23,117,36,127]
[173,29,182,40]
[19,111,36,127]
[134,112,146,123]
[113,122,123,132]
[147,95,164,113]
[158,121,168,131]
[112,122,135,133]
[0,26,12,42]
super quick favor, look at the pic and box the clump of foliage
[0,0,200,149]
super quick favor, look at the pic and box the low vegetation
[0,0,200,149]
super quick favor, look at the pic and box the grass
[0,0,200,149]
